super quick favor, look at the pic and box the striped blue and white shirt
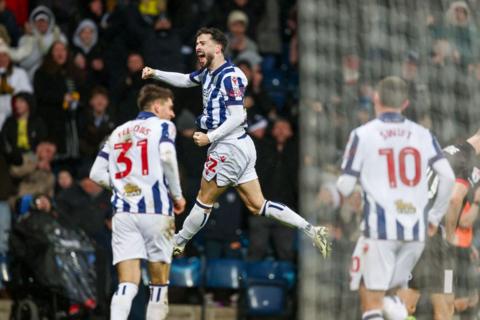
[189,61,248,131]
[339,112,451,242]
[93,112,177,216]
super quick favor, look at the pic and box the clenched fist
[193,132,210,147]
[142,67,155,79]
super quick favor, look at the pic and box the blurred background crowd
[3,0,480,319]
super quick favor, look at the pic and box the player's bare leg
[360,283,385,319]
[146,262,170,320]
[173,177,228,255]
[111,259,141,320]
[235,179,331,257]
[397,288,421,315]
[430,293,455,320]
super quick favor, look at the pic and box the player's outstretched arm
[428,158,455,229]
[142,66,198,88]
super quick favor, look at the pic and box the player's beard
[199,52,214,69]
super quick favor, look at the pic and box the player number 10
[379,147,421,188]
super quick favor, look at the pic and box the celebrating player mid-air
[90,85,185,320]
[337,76,455,320]
[142,27,331,257]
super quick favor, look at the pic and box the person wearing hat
[17,5,67,80]
[225,10,259,60]
[0,42,32,130]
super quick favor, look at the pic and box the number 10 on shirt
[379,147,421,188]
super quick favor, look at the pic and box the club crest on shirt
[228,76,243,98]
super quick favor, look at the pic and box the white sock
[262,200,314,237]
[177,199,212,244]
[362,309,384,320]
[383,295,408,320]
[146,284,169,320]
[110,282,138,320]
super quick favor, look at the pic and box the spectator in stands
[1,92,47,155]
[17,5,67,79]
[56,164,112,316]
[465,63,480,134]
[112,52,146,125]
[445,1,478,71]
[0,0,20,46]
[72,18,108,89]
[237,59,276,119]
[428,39,459,144]
[208,0,265,39]
[55,168,74,194]
[10,141,56,198]
[225,10,258,61]
[81,0,109,35]
[79,86,115,160]
[0,41,33,130]
[400,50,431,126]
[0,121,22,278]
[34,41,85,159]
[141,13,185,72]
[248,118,298,261]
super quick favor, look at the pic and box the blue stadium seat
[169,257,202,288]
[246,260,296,289]
[246,260,279,281]
[278,261,296,289]
[245,279,286,316]
[205,259,246,289]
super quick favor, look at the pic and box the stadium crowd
[3,0,480,319]
[0,0,301,318]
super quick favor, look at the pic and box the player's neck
[208,56,226,73]
[466,136,480,155]
[376,107,401,117]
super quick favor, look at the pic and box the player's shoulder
[226,63,248,81]
[404,118,435,139]
[157,119,177,141]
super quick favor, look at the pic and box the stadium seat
[278,261,296,289]
[246,260,279,281]
[205,259,246,289]
[170,257,202,288]
[245,279,286,316]
[246,260,296,289]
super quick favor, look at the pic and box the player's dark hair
[137,84,173,111]
[376,76,408,109]
[195,27,228,54]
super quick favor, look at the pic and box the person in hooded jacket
[0,41,32,130]
[72,19,108,89]
[16,5,68,80]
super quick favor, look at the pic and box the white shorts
[350,236,424,291]
[203,133,258,187]
[112,213,175,265]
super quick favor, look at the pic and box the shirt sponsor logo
[395,199,416,214]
